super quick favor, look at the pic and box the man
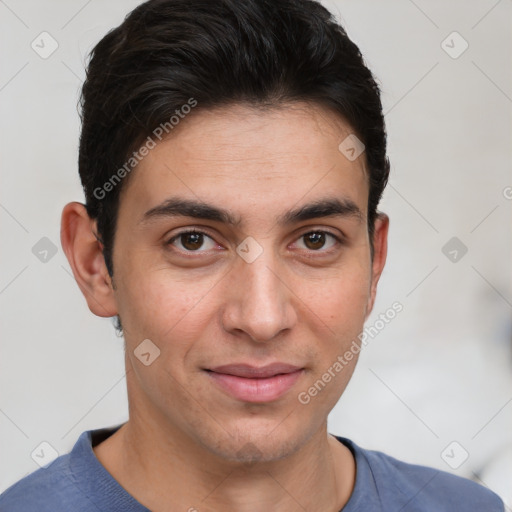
[0,0,504,510]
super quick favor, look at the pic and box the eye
[294,231,340,252]
[165,228,342,256]
[166,229,218,252]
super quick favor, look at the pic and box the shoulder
[0,453,91,512]
[339,437,505,512]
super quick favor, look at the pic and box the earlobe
[60,202,118,318]
[365,213,389,318]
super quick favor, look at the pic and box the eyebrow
[140,196,364,227]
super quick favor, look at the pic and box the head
[62,0,389,462]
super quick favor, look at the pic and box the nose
[221,249,297,343]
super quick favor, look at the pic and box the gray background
[1,0,511,506]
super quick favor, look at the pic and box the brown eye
[304,232,325,250]
[296,231,339,252]
[167,230,217,252]
[181,232,204,251]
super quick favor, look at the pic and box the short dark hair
[79,0,390,279]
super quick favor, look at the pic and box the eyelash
[165,228,343,257]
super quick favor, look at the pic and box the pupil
[183,233,203,250]
[305,232,324,250]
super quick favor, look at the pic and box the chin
[193,416,314,464]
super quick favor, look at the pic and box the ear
[60,202,118,318]
[365,213,389,319]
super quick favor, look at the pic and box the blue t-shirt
[0,424,504,511]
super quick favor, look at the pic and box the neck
[94,414,355,512]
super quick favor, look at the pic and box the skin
[61,102,388,512]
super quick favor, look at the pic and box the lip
[205,363,304,403]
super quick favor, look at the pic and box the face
[107,103,387,461]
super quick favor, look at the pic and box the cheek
[303,260,371,330]
[295,272,369,411]
[300,258,370,384]
[115,261,219,351]
[326,279,368,320]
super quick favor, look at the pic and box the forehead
[119,102,369,224]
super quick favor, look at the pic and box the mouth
[204,363,304,403]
